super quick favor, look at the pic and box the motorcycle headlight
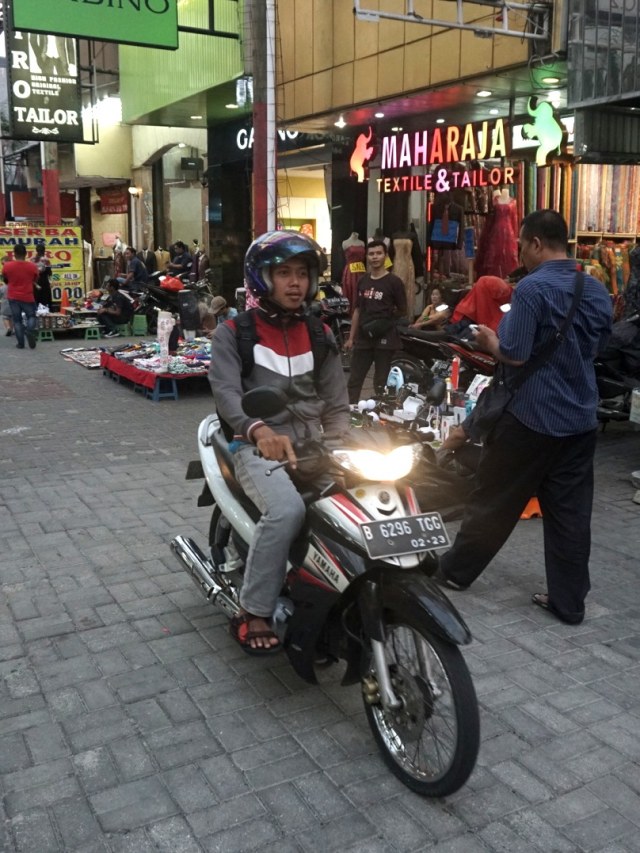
[332,443,422,481]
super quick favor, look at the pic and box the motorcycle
[595,313,640,426]
[390,325,497,397]
[171,387,480,797]
[310,282,352,370]
[136,272,215,333]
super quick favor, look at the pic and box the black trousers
[439,413,597,621]
[348,347,394,403]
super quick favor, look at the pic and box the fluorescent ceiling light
[374,111,385,118]
[542,76,560,84]
[334,115,346,128]
[435,118,445,124]
[190,115,203,120]
[225,103,239,109]
[489,108,499,115]
[477,90,492,98]
[391,126,403,132]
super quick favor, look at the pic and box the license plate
[360,512,450,559]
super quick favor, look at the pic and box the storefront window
[568,0,640,106]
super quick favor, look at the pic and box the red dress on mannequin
[475,199,519,279]
[341,244,366,314]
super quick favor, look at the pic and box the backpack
[219,308,334,441]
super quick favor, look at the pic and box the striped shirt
[499,259,612,436]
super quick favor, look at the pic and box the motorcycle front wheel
[363,611,479,797]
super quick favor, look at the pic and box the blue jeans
[9,300,36,347]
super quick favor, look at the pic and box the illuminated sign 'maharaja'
[381,118,508,170]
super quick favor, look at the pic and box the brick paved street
[1,335,640,852]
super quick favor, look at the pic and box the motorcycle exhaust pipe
[170,536,240,619]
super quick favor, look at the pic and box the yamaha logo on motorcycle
[171,387,480,797]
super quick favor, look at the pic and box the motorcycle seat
[400,328,450,343]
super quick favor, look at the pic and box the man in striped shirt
[436,210,612,625]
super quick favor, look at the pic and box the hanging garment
[475,200,519,279]
[341,243,366,314]
[391,238,415,320]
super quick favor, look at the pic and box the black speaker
[177,290,200,330]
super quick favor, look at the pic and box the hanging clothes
[475,199,519,279]
[391,237,416,320]
[341,243,366,314]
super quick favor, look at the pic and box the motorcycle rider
[209,232,350,654]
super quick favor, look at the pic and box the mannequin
[391,229,416,320]
[138,244,157,274]
[155,247,171,271]
[475,188,519,278]
[341,232,366,314]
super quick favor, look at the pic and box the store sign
[5,28,83,143]
[0,226,86,299]
[98,186,130,214]
[380,118,508,170]
[11,0,179,50]
[376,166,515,194]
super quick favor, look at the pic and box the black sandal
[531,593,584,625]
[230,612,281,656]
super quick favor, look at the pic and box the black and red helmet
[244,231,327,300]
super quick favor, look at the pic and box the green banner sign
[12,0,179,50]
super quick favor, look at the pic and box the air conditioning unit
[181,157,203,172]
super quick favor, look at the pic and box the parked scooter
[171,387,480,797]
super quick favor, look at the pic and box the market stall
[100,338,210,401]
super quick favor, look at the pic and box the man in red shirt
[2,244,39,349]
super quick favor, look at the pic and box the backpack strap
[305,312,335,384]
[235,309,259,379]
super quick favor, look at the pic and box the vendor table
[100,352,208,401]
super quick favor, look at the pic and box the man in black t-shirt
[97,280,134,337]
[345,239,407,402]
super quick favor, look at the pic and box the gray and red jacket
[208,307,350,446]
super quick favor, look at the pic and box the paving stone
[0,732,32,773]
[5,774,83,818]
[89,777,178,832]
[24,721,70,762]
[162,764,218,814]
[63,706,135,751]
[108,735,156,780]
[126,697,173,732]
[295,811,378,852]
[147,815,204,853]
[562,808,638,851]
[146,720,223,770]
[51,797,102,849]
[108,663,178,703]
[10,808,61,853]
[202,816,282,853]
[186,792,265,837]
[72,747,120,794]
[199,753,251,801]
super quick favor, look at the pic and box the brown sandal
[230,612,281,656]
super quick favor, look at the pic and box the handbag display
[431,218,459,244]
[466,271,585,442]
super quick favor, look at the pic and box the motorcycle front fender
[345,567,472,648]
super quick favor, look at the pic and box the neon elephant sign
[523,98,564,167]
[349,127,374,182]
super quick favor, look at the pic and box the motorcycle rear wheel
[389,354,429,390]
[363,611,479,797]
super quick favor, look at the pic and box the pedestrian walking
[2,244,39,349]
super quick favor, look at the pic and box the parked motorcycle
[595,313,640,426]
[310,282,352,370]
[391,325,497,396]
[136,273,215,333]
[171,387,480,797]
